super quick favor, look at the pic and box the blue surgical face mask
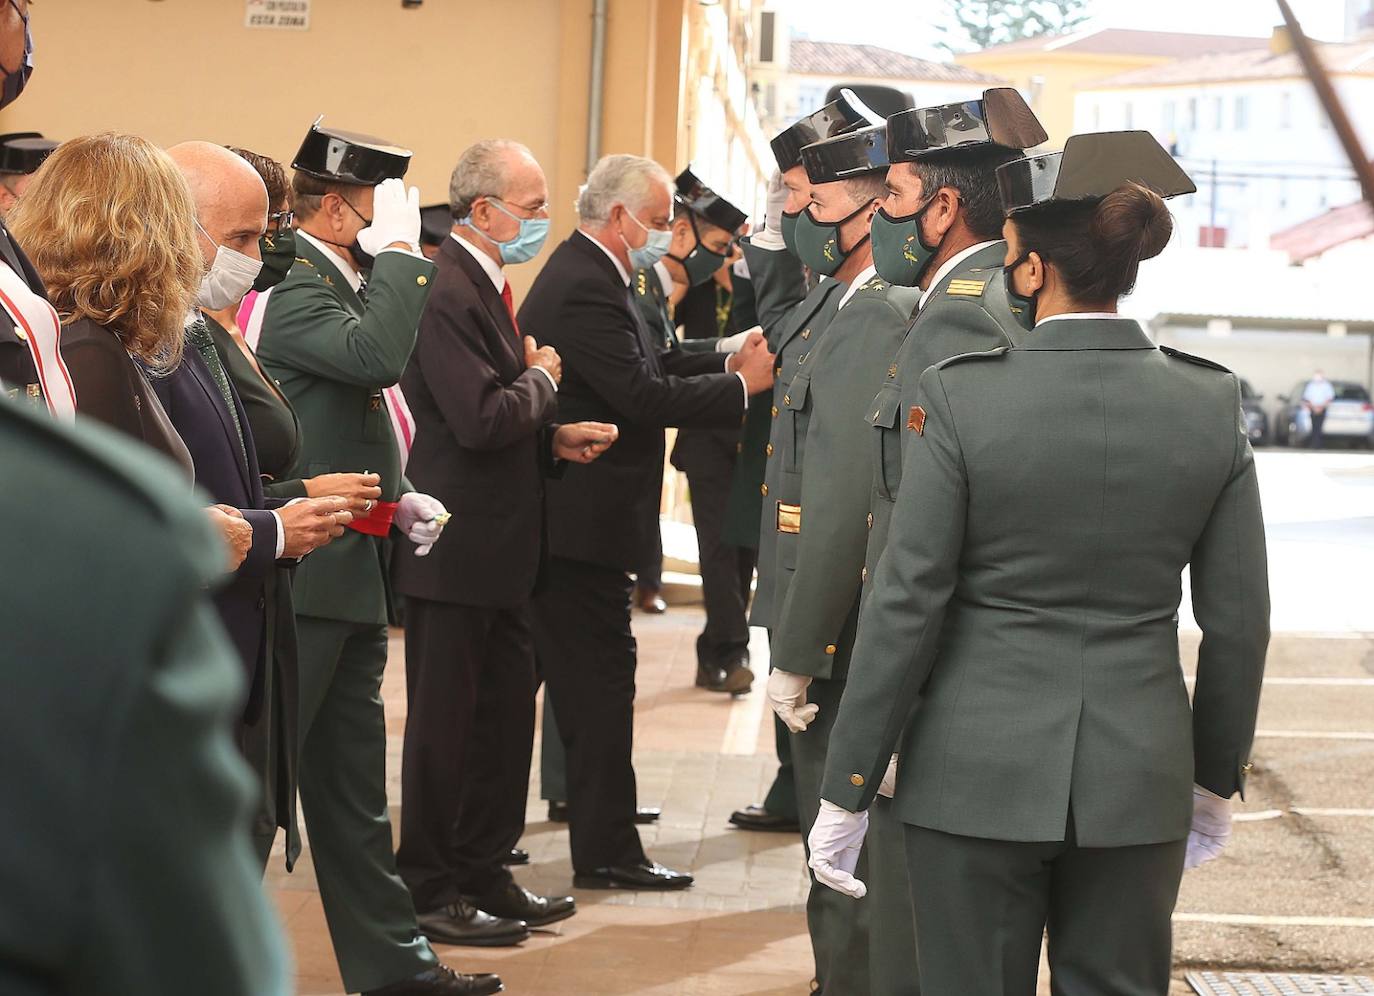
[468,198,550,265]
[621,210,673,270]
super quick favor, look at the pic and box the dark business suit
[149,329,282,709]
[518,231,743,873]
[393,236,558,910]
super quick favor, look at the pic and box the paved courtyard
[271,450,1374,995]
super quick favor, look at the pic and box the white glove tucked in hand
[808,800,869,899]
[1185,784,1232,870]
[716,326,764,354]
[354,177,422,257]
[877,755,899,799]
[751,170,789,251]
[396,492,449,556]
[767,668,817,733]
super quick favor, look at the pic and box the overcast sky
[783,0,1349,57]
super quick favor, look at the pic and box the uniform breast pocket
[869,383,904,501]
[360,391,389,443]
[782,373,811,474]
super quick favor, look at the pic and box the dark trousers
[1309,408,1327,448]
[531,556,646,872]
[295,616,435,993]
[682,448,755,670]
[905,823,1186,996]
[761,714,798,821]
[637,529,663,591]
[396,599,536,912]
[538,678,567,803]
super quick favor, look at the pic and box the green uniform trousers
[762,714,798,822]
[540,694,566,803]
[296,615,436,993]
[904,823,1185,996]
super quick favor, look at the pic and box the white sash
[0,260,76,422]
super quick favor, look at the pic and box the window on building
[1212,96,1224,130]
[1279,90,1292,128]
[1187,97,1198,130]
[759,11,775,63]
[795,84,826,116]
[1091,102,1101,130]
[1234,95,1249,129]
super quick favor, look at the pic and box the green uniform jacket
[865,243,1027,582]
[0,402,288,996]
[257,238,436,624]
[632,265,716,354]
[823,318,1270,848]
[770,275,923,680]
[747,277,844,629]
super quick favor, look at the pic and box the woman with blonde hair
[11,132,202,475]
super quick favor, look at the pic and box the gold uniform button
[850,774,865,787]
[783,394,791,405]
[12,326,26,342]
[825,644,837,655]
[861,567,868,583]
[771,406,779,417]
[766,443,774,456]
[801,329,811,339]
[417,274,429,286]
[888,364,898,378]
[867,512,874,528]
[775,365,782,375]
[760,484,769,496]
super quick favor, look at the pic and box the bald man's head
[168,140,269,268]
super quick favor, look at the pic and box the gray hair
[449,139,533,220]
[577,154,671,226]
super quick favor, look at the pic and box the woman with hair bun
[806,131,1271,995]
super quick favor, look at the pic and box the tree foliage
[938,0,1093,54]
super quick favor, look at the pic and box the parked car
[1240,378,1268,446]
[1274,379,1374,447]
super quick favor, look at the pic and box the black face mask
[0,0,33,111]
[667,213,731,287]
[340,195,376,272]
[1003,251,1039,332]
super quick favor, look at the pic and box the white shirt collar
[1033,312,1126,327]
[578,229,630,286]
[451,231,506,293]
[919,240,1001,310]
[653,259,675,299]
[297,229,363,293]
[837,264,878,311]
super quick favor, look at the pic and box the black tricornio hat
[800,124,890,184]
[887,88,1047,163]
[824,83,915,120]
[997,131,1196,215]
[292,117,411,186]
[0,132,57,175]
[674,167,747,234]
[770,88,884,173]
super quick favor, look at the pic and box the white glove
[808,800,869,899]
[877,755,899,799]
[767,668,817,733]
[751,170,788,251]
[1185,784,1232,870]
[716,326,763,354]
[396,492,448,556]
[355,178,422,256]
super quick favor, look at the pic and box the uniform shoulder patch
[1159,345,1231,373]
[945,277,989,298]
[934,346,1010,369]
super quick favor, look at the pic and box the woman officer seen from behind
[808,131,1269,996]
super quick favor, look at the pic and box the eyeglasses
[268,208,295,235]
[485,195,549,219]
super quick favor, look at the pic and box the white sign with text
[245,0,310,31]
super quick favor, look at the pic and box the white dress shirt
[1033,312,1126,328]
[452,232,557,392]
[1302,377,1336,409]
[919,240,1001,310]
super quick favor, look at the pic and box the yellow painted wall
[0,0,702,299]
[958,51,1168,148]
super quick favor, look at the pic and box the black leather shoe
[465,880,576,927]
[729,804,800,833]
[415,899,529,947]
[362,964,504,995]
[503,848,529,866]
[573,860,694,890]
[695,662,729,690]
[548,801,660,825]
[637,585,668,613]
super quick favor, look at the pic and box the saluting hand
[279,496,352,559]
[553,421,619,464]
[207,504,252,573]
[525,336,562,385]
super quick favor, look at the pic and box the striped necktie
[186,317,248,468]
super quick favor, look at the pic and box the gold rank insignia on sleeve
[776,501,801,535]
[908,405,926,434]
[946,278,987,297]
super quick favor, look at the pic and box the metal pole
[1276,0,1374,206]
[587,0,609,176]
